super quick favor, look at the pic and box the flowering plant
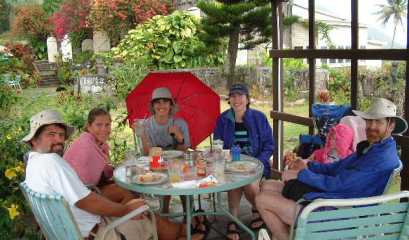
[11,4,52,59]
[88,0,169,45]
[0,116,40,238]
[52,0,92,40]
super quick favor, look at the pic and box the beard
[50,143,64,156]
[366,129,383,144]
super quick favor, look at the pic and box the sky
[294,0,407,46]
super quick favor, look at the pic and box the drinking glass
[167,157,184,183]
[214,155,225,179]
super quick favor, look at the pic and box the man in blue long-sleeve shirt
[255,98,407,240]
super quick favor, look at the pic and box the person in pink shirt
[285,123,355,166]
[339,115,367,151]
[311,123,354,164]
[64,108,133,204]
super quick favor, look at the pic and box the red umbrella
[126,72,220,148]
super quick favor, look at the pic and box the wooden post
[351,0,359,110]
[271,0,283,173]
[308,0,315,135]
[401,3,409,191]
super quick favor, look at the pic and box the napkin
[171,180,198,189]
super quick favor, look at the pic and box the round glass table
[114,154,264,240]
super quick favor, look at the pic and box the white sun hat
[21,110,75,143]
[352,98,408,135]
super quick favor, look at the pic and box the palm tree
[374,0,407,48]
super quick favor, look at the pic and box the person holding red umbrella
[133,87,191,215]
[134,87,191,155]
[214,83,274,240]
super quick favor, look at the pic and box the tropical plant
[42,0,64,16]
[0,90,41,239]
[4,43,35,72]
[374,0,407,48]
[197,0,271,88]
[107,58,150,99]
[2,43,37,86]
[327,67,350,104]
[0,0,10,33]
[87,0,169,46]
[11,4,52,59]
[283,59,308,100]
[374,0,407,87]
[56,60,74,85]
[111,11,224,69]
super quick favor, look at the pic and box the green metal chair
[1,73,22,90]
[383,161,403,194]
[258,163,406,240]
[291,191,409,240]
[20,182,157,240]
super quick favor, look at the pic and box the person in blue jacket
[213,83,274,239]
[254,98,407,240]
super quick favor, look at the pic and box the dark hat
[229,83,249,96]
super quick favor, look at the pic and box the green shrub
[56,60,75,85]
[0,116,42,239]
[283,59,308,100]
[111,11,224,69]
[74,50,94,65]
[0,84,19,117]
[100,54,151,99]
[0,0,10,33]
[0,84,135,239]
[11,4,52,60]
[326,67,350,104]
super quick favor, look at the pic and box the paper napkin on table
[171,180,198,188]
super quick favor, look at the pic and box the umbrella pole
[210,134,213,152]
[134,131,143,156]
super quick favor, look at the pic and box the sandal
[226,221,240,240]
[250,209,266,231]
[191,221,209,240]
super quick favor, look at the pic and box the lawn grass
[249,102,310,152]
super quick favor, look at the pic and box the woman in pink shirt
[64,108,133,203]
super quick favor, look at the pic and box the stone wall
[160,67,328,97]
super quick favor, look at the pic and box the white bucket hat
[21,110,75,143]
[352,98,408,135]
[150,87,179,115]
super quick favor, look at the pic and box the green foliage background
[111,11,225,69]
[0,0,10,33]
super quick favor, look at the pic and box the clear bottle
[196,152,207,177]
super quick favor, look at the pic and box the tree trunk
[226,25,240,89]
[390,25,398,89]
[391,25,397,48]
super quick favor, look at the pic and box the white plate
[162,150,184,159]
[133,172,168,185]
[226,161,257,173]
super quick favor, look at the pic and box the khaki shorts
[94,217,155,240]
